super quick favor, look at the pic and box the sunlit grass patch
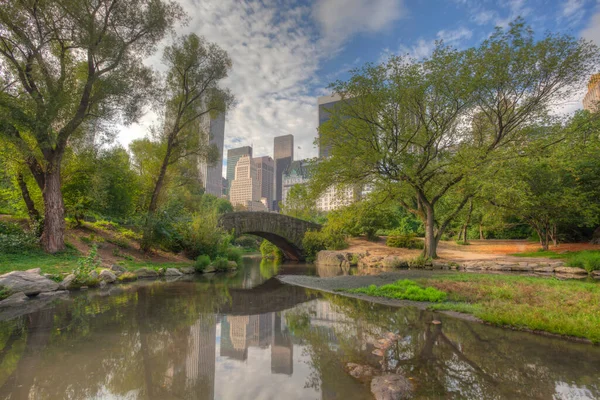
[346,279,447,302]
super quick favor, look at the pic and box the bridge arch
[218,212,321,261]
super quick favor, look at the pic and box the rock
[554,266,588,275]
[0,292,28,307]
[111,264,127,273]
[486,264,513,272]
[431,261,448,270]
[134,268,158,278]
[382,256,408,269]
[165,268,183,276]
[203,266,216,274]
[99,281,107,288]
[178,267,196,274]
[227,261,238,270]
[26,268,41,275]
[346,363,377,381]
[0,270,59,296]
[384,332,398,341]
[592,270,600,277]
[510,264,534,272]
[59,274,76,290]
[99,270,117,283]
[371,374,414,400]
[89,270,99,280]
[372,349,385,357]
[533,265,555,273]
[375,338,393,350]
[316,251,349,267]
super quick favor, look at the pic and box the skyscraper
[199,113,226,197]
[583,73,600,112]
[273,135,294,211]
[229,155,267,211]
[253,156,275,211]
[226,146,252,195]
[318,94,343,158]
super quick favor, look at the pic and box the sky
[117,0,600,177]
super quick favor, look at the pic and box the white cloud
[313,0,405,49]
[472,9,496,25]
[397,26,472,59]
[495,0,532,27]
[561,0,586,23]
[437,27,473,42]
[581,8,600,45]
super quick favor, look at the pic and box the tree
[0,0,183,252]
[141,33,233,250]
[313,19,598,258]
[280,184,318,221]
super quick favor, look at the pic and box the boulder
[533,265,555,273]
[59,274,76,290]
[165,268,183,277]
[316,251,349,267]
[0,292,28,307]
[371,374,414,400]
[346,363,377,381]
[203,266,216,274]
[89,270,99,280]
[178,267,196,274]
[134,268,159,278]
[227,261,238,270]
[111,264,127,273]
[0,270,59,296]
[26,268,41,275]
[592,270,600,277]
[554,266,588,275]
[99,270,117,283]
[382,256,408,269]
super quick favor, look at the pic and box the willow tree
[0,0,183,252]
[314,19,598,258]
[141,33,234,250]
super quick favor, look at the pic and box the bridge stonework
[218,212,321,261]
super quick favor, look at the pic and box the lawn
[510,249,600,272]
[0,249,80,275]
[345,274,600,343]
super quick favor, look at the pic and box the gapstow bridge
[218,212,321,261]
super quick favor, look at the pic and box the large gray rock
[134,268,158,278]
[178,267,196,274]
[381,256,408,269]
[165,268,183,277]
[89,270,99,280]
[26,268,41,275]
[0,271,59,296]
[203,266,216,274]
[316,251,349,267]
[371,374,414,400]
[99,270,117,283]
[554,266,588,275]
[111,264,127,273]
[59,274,76,290]
[346,363,377,381]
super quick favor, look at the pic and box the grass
[345,279,447,302]
[510,249,600,272]
[345,274,600,343]
[0,249,80,274]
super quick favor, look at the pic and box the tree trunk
[16,172,40,222]
[550,224,557,247]
[41,160,65,253]
[423,207,438,259]
[457,228,463,242]
[462,200,473,244]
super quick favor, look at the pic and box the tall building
[226,146,252,195]
[198,113,226,197]
[273,135,294,211]
[318,94,343,158]
[229,155,268,211]
[253,156,275,211]
[583,73,600,112]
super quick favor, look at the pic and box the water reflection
[0,260,597,399]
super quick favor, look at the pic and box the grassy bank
[346,274,600,343]
[511,249,600,273]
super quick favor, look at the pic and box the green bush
[347,280,447,302]
[194,255,211,272]
[408,254,432,268]
[73,245,101,285]
[302,230,348,261]
[260,240,284,260]
[212,256,230,272]
[567,251,600,272]
[0,221,24,235]
[386,234,424,249]
[234,235,261,250]
[0,232,39,253]
[225,247,243,265]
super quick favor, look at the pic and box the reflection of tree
[260,259,280,280]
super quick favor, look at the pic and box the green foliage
[225,247,242,265]
[233,235,260,250]
[193,255,211,272]
[386,233,424,249]
[117,272,137,282]
[0,222,39,253]
[302,230,348,261]
[260,240,284,260]
[566,252,600,272]
[211,257,230,272]
[408,255,432,268]
[0,286,10,301]
[347,280,447,302]
[73,246,101,286]
[325,201,396,240]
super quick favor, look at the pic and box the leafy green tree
[280,184,319,222]
[313,19,598,258]
[142,33,234,250]
[0,0,183,252]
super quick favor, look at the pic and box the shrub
[348,280,447,302]
[0,232,38,253]
[0,221,24,235]
[73,245,101,285]
[260,240,284,260]
[225,247,243,265]
[234,235,261,250]
[567,251,600,273]
[194,255,211,272]
[386,234,424,249]
[408,254,432,268]
[302,230,349,261]
[212,256,230,272]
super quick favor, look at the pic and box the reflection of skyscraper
[273,135,294,211]
[271,312,293,375]
[186,314,216,400]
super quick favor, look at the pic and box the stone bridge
[218,212,321,261]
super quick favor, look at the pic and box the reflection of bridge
[218,212,321,261]
[221,278,318,315]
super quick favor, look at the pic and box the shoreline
[277,273,596,345]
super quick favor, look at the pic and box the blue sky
[118,0,600,174]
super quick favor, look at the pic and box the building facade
[226,146,252,196]
[253,156,275,211]
[229,155,267,212]
[317,94,343,158]
[198,113,226,197]
[273,135,294,211]
[583,73,600,112]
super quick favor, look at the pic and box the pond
[0,257,598,399]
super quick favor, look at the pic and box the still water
[0,258,599,399]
